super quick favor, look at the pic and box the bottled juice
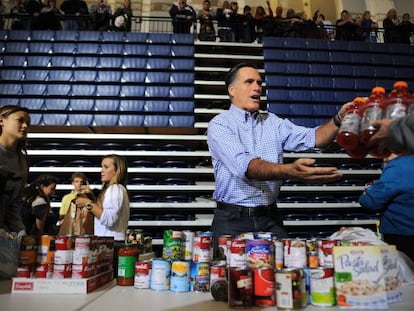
[336,97,366,150]
[346,141,369,159]
[360,86,386,145]
[383,81,410,119]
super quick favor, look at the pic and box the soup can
[190,262,210,292]
[170,260,191,292]
[309,268,336,307]
[275,268,308,309]
[134,261,151,289]
[246,239,274,269]
[253,268,276,307]
[193,233,212,263]
[228,267,252,308]
[229,238,246,269]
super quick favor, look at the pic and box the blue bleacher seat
[119,114,145,126]
[169,101,194,112]
[306,38,329,50]
[35,159,64,167]
[146,58,170,69]
[330,51,351,63]
[268,103,290,115]
[286,63,310,74]
[169,86,194,98]
[101,31,124,42]
[307,50,330,62]
[93,114,119,126]
[122,57,146,69]
[264,61,288,74]
[169,116,194,127]
[145,71,170,83]
[97,70,122,82]
[70,142,94,149]
[266,89,289,101]
[94,99,120,111]
[374,67,395,78]
[313,104,338,116]
[159,160,188,168]
[54,30,78,41]
[29,41,53,54]
[53,42,77,54]
[131,194,158,202]
[2,55,27,67]
[353,65,375,77]
[73,70,97,82]
[7,30,31,41]
[159,143,189,151]
[124,32,148,43]
[99,56,123,68]
[1,69,24,80]
[123,43,147,55]
[96,85,120,97]
[331,64,353,76]
[71,84,96,96]
[51,55,75,67]
[263,48,286,61]
[29,113,43,125]
[145,86,170,97]
[147,33,171,43]
[289,90,312,102]
[48,69,72,81]
[130,159,157,167]
[30,30,55,41]
[159,177,192,185]
[285,50,308,61]
[0,98,19,106]
[170,33,193,44]
[67,113,94,126]
[5,41,29,53]
[65,159,94,167]
[356,78,376,90]
[0,84,22,95]
[76,43,101,54]
[144,101,169,112]
[78,31,101,42]
[69,99,95,111]
[47,84,72,96]
[42,113,68,125]
[100,142,124,150]
[309,63,332,75]
[147,45,171,56]
[334,90,358,102]
[170,72,194,84]
[143,115,169,127]
[312,90,335,102]
[120,85,146,97]
[100,43,124,55]
[288,76,310,88]
[171,58,194,70]
[290,103,313,115]
[22,84,47,95]
[310,77,333,88]
[119,100,144,111]
[171,45,194,57]
[76,56,99,68]
[19,98,44,110]
[44,98,69,110]
[121,71,146,83]
[128,143,156,151]
[350,53,372,65]
[370,54,393,66]
[333,77,356,89]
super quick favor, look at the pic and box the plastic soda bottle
[360,86,386,145]
[383,81,410,119]
[336,97,367,150]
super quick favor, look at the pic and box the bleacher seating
[0,30,195,129]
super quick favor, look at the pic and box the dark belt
[216,201,275,217]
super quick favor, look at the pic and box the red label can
[228,268,252,308]
[134,261,151,289]
[55,235,75,251]
[217,234,232,261]
[253,268,276,307]
[35,263,53,278]
[193,235,212,263]
[210,264,226,288]
[229,238,246,269]
[53,263,72,278]
[318,240,340,267]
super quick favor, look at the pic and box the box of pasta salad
[333,245,403,309]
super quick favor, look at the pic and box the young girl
[22,174,58,235]
[0,105,30,237]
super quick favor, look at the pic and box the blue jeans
[211,206,287,257]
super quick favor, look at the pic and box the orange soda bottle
[336,97,367,150]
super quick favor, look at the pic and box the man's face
[228,67,262,112]
[72,177,84,192]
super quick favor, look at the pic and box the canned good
[253,268,276,307]
[35,263,53,278]
[309,268,336,307]
[73,235,93,265]
[246,239,274,269]
[162,230,183,261]
[217,234,232,261]
[275,268,308,309]
[192,234,212,263]
[307,251,319,269]
[37,235,55,264]
[53,263,72,278]
[55,235,75,250]
[229,238,246,269]
[318,240,340,267]
[170,260,191,292]
[134,261,151,289]
[190,262,210,292]
[210,264,226,288]
[228,267,252,308]
[285,239,307,268]
[150,259,171,291]
[274,239,284,269]
[182,230,195,261]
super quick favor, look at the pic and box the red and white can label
[318,240,340,267]
[134,261,151,289]
[55,235,75,251]
[229,239,246,269]
[192,235,212,263]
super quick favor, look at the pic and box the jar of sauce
[117,244,139,286]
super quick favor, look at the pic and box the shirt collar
[229,104,260,123]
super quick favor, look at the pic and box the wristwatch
[85,202,93,211]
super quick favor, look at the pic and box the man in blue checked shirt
[207,62,350,253]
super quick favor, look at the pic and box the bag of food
[58,201,94,236]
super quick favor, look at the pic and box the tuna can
[162,230,183,261]
[252,268,276,307]
[193,233,212,263]
[37,235,55,264]
[134,261,151,289]
[318,240,340,267]
[170,260,191,292]
[275,268,308,309]
[150,259,171,291]
[190,261,210,292]
[182,230,195,261]
[229,238,246,269]
[228,267,253,308]
[246,239,274,269]
[309,268,336,307]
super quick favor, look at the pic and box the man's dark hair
[225,62,258,88]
